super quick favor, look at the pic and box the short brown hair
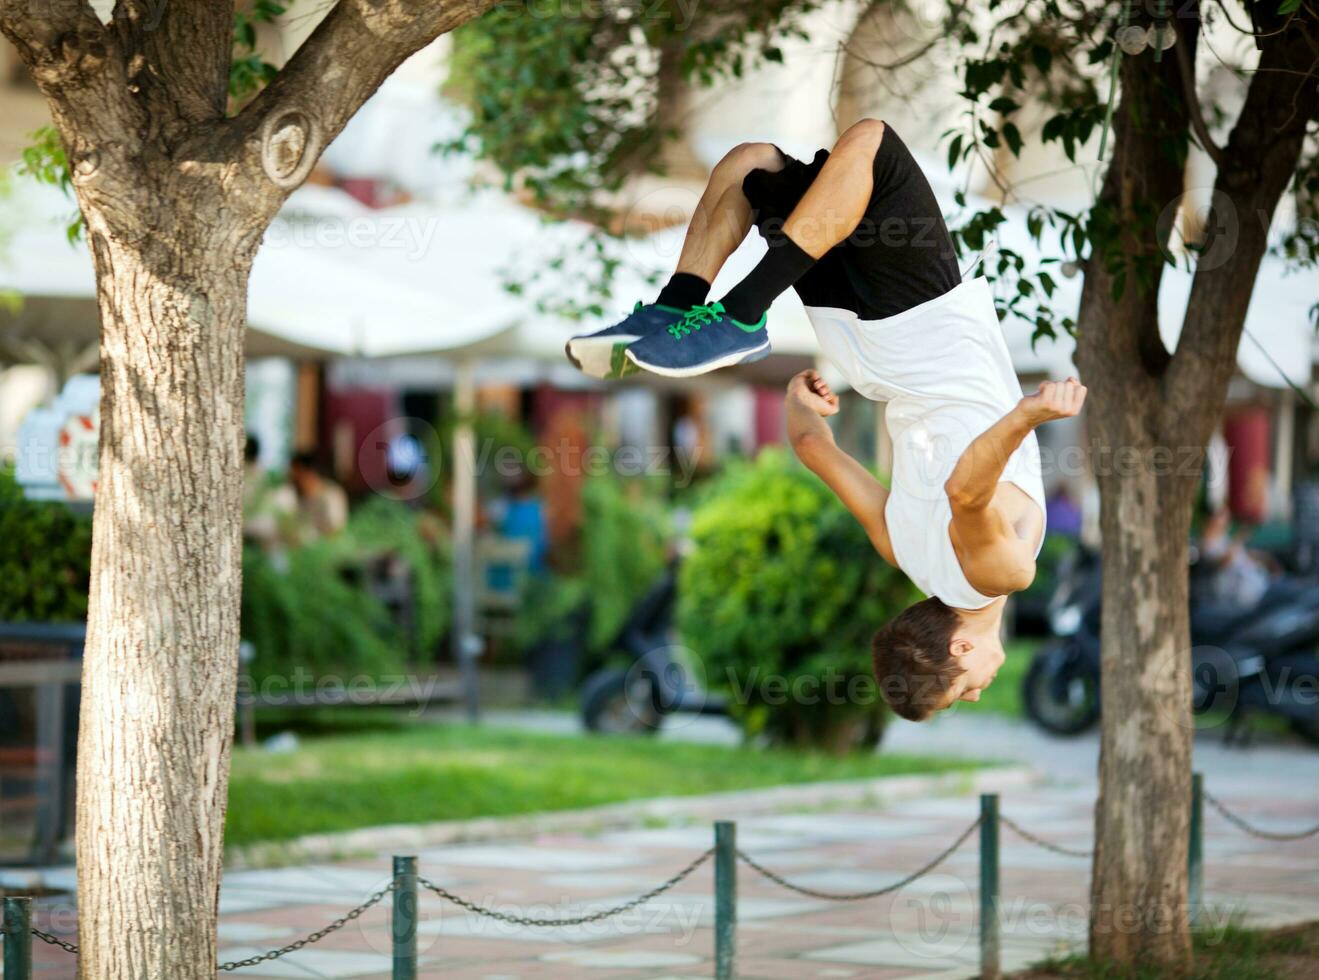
[871,597,964,721]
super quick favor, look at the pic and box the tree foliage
[444,0,1318,334]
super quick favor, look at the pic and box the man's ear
[948,637,975,660]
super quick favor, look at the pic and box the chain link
[999,814,1093,858]
[32,927,79,954]
[1204,791,1319,842]
[28,884,396,968]
[28,786,1315,965]
[736,816,982,900]
[216,881,394,971]
[418,848,713,927]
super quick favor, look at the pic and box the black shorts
[740,126,962,320]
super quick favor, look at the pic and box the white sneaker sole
[565,335,642,379]
[625,339,772,378]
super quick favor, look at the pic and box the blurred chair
[474,535,532,641]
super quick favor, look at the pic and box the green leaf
[1003,122,1023,157]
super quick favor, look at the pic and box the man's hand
[1016,377,1087,427]
[787,369,840,418]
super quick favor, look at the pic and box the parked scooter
[1023,546,1319,745]
[579,559,728,735]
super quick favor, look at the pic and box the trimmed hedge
[0,467,92,623]
[678,450,921,752]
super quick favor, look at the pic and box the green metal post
[4,896,32,980]
[979,794,1000,980]
[714,821,736,980]
[393,855,417,980]
[1189,773,1203,928]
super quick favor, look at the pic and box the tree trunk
[0,2,499,977]
[1076,4,1317,969]
[1073,12,1196,967]
[1084,412,1198,966]
[75,198,255,979]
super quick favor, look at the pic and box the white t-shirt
[804,276,1046,609]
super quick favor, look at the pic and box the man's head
[871,597,1006,721]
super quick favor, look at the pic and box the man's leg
[665,141,785,288]
[719,119,885,323]
[567,142,784,378]
[625,120,887,377]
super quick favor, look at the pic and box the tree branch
[1164,8,1319,438]
[221,0,499,206]
[0,0,150,222]
[108,0,235,142]
[1175,12,1226,168]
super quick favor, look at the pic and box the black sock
[655,272,710,310]
[718,235,816,325]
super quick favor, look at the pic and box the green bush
[678,450,921,753]
[241,497,452,685]
[578,474,669,652]
[0,467,92,622]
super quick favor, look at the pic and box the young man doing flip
[566,119,1086,719]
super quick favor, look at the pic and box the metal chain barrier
[1000,813,1093,858]
[1204,790,1319,842]
[28,882,397,968]
[31,927,78,955]
[216,881,395,971]
[736,815,982,901]
[418,847,714,927]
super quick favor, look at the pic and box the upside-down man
[566,119,1086,718]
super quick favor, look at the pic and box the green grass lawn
[226,723,985,848]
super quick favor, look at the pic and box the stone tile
[801,933,980,970]
[217,945,392,977]
[418,845,648,871]
[742,815,952,842]
[597,826,805,852]
[222,864,394,903]
[540,948,704,968]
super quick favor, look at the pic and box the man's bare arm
[945,377,1087,510]
[945,378,1087,592]
[785,370,896,565]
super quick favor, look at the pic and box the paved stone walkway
[22,715,1319,978]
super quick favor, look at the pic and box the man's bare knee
[832,118,885,157]
[714,141,784,182]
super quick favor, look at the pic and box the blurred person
[485,463,548,577]
[289,450,349,540]
[1200,506,1273,610]
[242,434,297,559]
[1045,482,1083,539]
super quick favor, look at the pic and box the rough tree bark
[0,1,496,977]
[1075,4,1317,969]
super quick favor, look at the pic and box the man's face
[939,636,1006,709]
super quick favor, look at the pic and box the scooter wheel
[1022,642,1101,736]
[580,668,663,735]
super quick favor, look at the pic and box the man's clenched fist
[787,369,840,417]
[1016,376,1087,426]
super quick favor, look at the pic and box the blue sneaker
[624,302,770,378]
[566,302,689,379]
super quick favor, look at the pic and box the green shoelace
[668,301,725,340]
